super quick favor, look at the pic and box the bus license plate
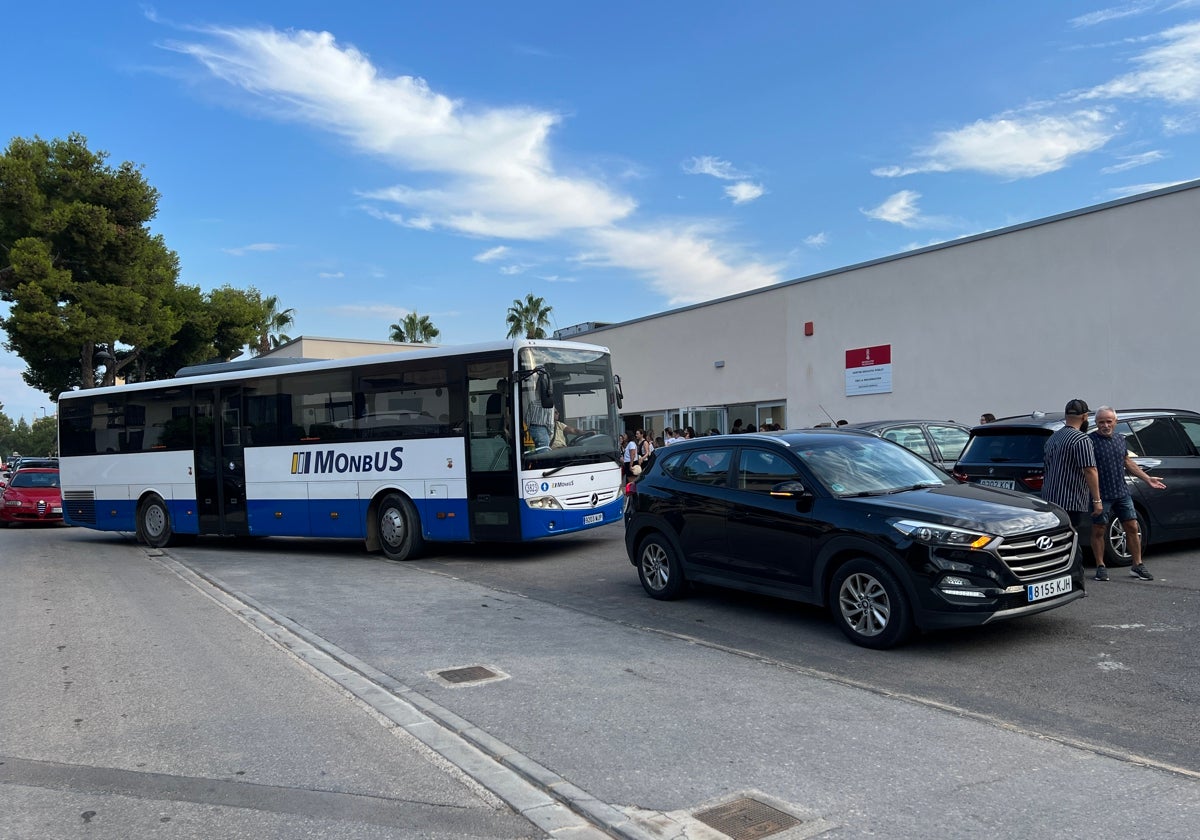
[1027,575,1072,602]
[583,513,604,524]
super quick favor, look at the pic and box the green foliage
[388,311,441,343]
[505,293,553,339]
[0,133,181,393]
[252,294,295,356]
[137,285,267,379]
[0,411,57,459]
[0,134,287,397]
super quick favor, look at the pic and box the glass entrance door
[684,406,727,436]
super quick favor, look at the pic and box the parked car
[624,430,1083,649]
[0,467,64,527]
[952,409,1200,565]
[836,419,970,471]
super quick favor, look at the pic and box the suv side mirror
[769,480,809,498]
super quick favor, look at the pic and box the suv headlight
[891,519,994,549]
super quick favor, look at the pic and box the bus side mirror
[537,370,555,409]
[614,374,624,410]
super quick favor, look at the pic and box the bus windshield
[516,345,620,472]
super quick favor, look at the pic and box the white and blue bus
[57,339,624,560]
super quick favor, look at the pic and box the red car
[0,467,64,527]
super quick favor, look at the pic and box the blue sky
[4,1,1200,423]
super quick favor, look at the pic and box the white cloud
[499,264,525,275]
[317,271,345,279]
[862,190,925,227]
[1105,178,1191,198]
[169,24,780,307]
[1078,20,1200,104]
[1070,1,1158,28]
[874,111,1116,179]
[682,156,743,179]
[169,26,636,240]
[803,232,829,248]
[725,182,765,204]
[917,111,1116,178]
[581,225,782,305]
[871,165,921,178]
[1101,150,1166,173]
[473,245,510,262]
[223,242,284,255]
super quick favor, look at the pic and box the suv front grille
[996,526,1075,581]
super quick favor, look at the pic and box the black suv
[624,430,1083,649]
[953,409,1200,565]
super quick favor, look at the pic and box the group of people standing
[620,426,700,478]
[1041,399,1166,581]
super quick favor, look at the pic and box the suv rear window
[957,429,1051,465]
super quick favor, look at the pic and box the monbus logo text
[291,446,404,475]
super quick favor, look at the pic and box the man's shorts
[1092,495,1136,525]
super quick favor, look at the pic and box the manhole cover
[694,797,801,840]
[437,665,499,684]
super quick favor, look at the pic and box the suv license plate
[1027,575,1072,602]
[583,513,604,524]
[979,478,1015,489]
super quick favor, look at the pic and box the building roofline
[578,177,1200,335]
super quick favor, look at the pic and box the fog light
[939,575,987,598]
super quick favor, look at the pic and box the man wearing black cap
[1043,399,1107,580]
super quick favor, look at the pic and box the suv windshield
[793,436,948,496]
[517,345,621,471]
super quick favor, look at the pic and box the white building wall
[605,292,790,416]
[585,181,1200,429]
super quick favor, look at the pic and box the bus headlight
[526,496,563,510]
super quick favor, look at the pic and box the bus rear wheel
[378,494,423,562]
[137,495,175,548]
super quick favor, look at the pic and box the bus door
[194,387,249,536]
[465,360,521,540]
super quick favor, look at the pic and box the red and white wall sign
[845,344,892,396]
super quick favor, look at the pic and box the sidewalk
[0,532,555,840]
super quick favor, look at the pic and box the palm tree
[254,295,296,356]
[388,311,441,343]
[505,293,553,339]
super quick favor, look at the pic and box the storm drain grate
[437,665,500,684]
[694,797,802,840]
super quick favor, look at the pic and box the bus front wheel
[137,495,175,548]
[378,494,423,562]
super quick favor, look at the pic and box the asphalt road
[4,521,1199,839]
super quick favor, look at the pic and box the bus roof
[57,338,612,402]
